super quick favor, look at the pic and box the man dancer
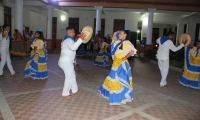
[0,24,17,77]
[58,27,86,98]
[156,31,186,88]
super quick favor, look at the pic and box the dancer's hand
[182,40,188,47]
[80,32,86,41]
[122,57,126,61]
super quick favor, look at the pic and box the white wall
[41,9,68,39]
[3,3,200,43]
[0,7,4,26]
[23,6,30,28]
[30,11,47,37]
[68,10,95,32]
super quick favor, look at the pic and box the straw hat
[179,33,191,46]
[81,26,93,43]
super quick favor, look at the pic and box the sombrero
[81,26,93,43]
[179,33,191,47]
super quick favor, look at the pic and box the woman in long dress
[24,30,48,80]
[99,30,137,105]
[10,29,26,58]
[179,40,200,89]
[94,38,109,67]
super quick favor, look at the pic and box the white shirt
[0,33,10,49]
[59,38,83,61]
[156,37,184,60]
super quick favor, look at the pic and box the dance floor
[0,54,199,120]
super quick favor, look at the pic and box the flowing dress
[99,33,137,105]
[24,39,48,79]
[179,47,200,89]
[94,42,109,67]
[10,33,26,57]
[76,44,86,56]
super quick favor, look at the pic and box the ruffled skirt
[99,57,134,105]
[94,47,109,67]
[24,49,48,80]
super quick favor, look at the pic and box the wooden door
[52,17,57,48]
[194,23,200,46]
[69,18,79,33]
[152,28,159,45]
[94,18,105,36]
[25,27,29,32]
[113,19,125,33]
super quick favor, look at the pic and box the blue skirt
[24,49,48,80]
[76,44,85,56]
[99,58,134,105]
[94,47,109,67]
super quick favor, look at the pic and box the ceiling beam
[58,2,200,12]
[140,10,147,16]
[181,12,198,18]
[24,1,46,6]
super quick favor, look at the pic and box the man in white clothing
[156,31,186,88]
[58,27,86,98]
[0,24,17,77]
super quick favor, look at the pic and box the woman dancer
[24,29,48,79]
[99,30,137,105]
[10,29,26,58]
[94,37,109,67]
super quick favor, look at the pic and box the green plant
[144,48,184,69]
[144,49,157,60]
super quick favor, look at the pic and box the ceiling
[22,0,200,16]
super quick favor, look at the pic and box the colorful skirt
[99,56,134,105]
[94,47,109,67]
[10,41,26,56]
[179,47,200,89]
[24,49,48,80]
[76,44,85,56]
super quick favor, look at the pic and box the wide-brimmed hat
[179,33,191,46]
[81,26,93,43]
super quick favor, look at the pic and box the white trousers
[158,59,169,86]
[58,60,78,96]
[0,48,15,75]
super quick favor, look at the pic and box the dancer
[76,44,86,57]
[24,29,48,80]
[10,29,26,57]
[94,38,109,67]
[156,31,186,88]
[58,27,86,98]
[99,30,137,105]
[0,24,17,77]
[179,40,200,89]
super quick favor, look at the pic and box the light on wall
[143,18,148,25]
[61,15,66,21]
[137,30,140,33]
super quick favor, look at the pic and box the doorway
[94,18,105,36]
[4,6,11,35]
[152,28,159,45]
[113,19,125,33]
[52,17,57,48]
[69,18,79,33]
[194,23,200,46]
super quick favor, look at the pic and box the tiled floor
[0,54,199,120]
